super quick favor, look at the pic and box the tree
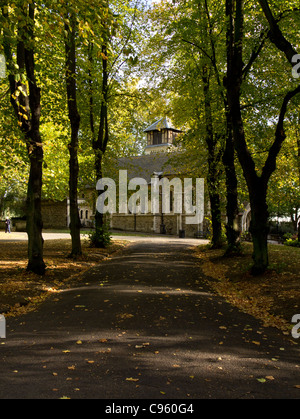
[83,0,143,247]
[1,1,46,275]
[145,0,239,249]
[64,6,82,257]
[225,0,300,274]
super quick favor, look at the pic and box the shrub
[88,223,112,248]
[284,239,300,248]
[283,232,293,242]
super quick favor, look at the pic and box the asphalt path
[0,237,299,400]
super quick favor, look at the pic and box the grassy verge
[0,237,129,317]
[195,242,300,338]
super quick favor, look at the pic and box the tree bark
[65,12,82,258]
[248,184,269,275]
[91,42,110,248]
[296,115,300,241]
[223,109,240,254]
[201,64,223,248]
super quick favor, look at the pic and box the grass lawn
[0,237,128,317]
[195,242,300,337]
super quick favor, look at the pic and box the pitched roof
[143,117,182,133]
[105,152,183,184]
[117,154,176,183]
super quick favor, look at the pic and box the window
[148,130,175,146]
[86,210,89,219]
[170,190,174,213]
[153,131,162,145]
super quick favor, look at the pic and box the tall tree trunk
[94,152,105,247]
[223,109,240,254]
[208,187,223,248]
[26,132,45,275]
[91,43,110,248]
[65,12,82,258]
[2,2,45,275]
[22,3,45,275]
[201,64,223,248]
[296,114,300,241]
[201,0,240,252]
[225,0,300,275]
[249,184,269,275]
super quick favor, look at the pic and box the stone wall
[41,200,68,229]
[136,215,156,233]
[110,213,207,238]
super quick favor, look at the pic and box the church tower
[144,117,182,155]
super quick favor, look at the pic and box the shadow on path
[0,240,299,399]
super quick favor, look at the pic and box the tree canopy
[0,0,299,274]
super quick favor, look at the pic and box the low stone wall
[14,220,26,232]
[110,213,207,238]
[41,200,68,229]
[136,215,156,233]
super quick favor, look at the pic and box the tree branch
[262,84,300,185]
[258,0,298,63]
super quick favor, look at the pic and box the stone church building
[105,117,207,237]
[41,117,249,238]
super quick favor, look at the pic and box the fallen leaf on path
[117,313,134,320]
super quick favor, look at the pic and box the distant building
[106,117,208,237]
[144,117,182,154]
[41,117,250,238]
